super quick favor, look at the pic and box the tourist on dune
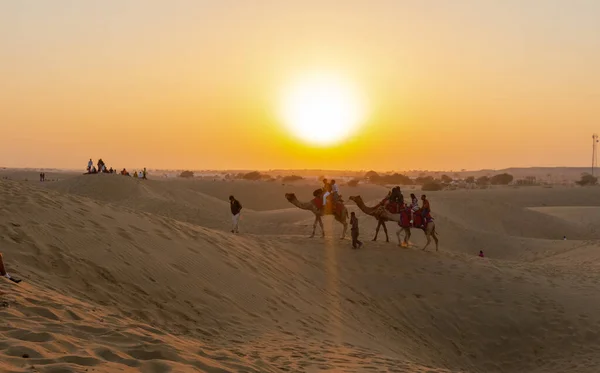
[350,212,363,249]
[97,159,105,172]
[395,186,404,205]
[133,171,138,178]
[229,195,242,233]
[409,193,419,224]
[143,168,147,180]
[331,179,340,202]
[479,250,485,258]
[87,158,93,172]
[321,178,332,206]
[0,253,21,283]
[420,195,431,228]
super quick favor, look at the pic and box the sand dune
[2,175,600,372]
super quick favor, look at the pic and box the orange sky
[1,1,599,171]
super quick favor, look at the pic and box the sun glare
[280,73,366,146]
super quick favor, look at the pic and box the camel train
[285,188,439,251]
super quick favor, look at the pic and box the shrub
[179,170,194,178]
[347,178,360,187]
[369,173,413,185]
[242,171,262,181]
[476,176,490,186]
[415,176,435,185]
[576,173,598,186]
[282,175,303,182]
[490,173,514,185]
[440,174,453,184]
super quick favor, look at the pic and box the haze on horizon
[1,0,599,171]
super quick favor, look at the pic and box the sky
[1,0,599,171]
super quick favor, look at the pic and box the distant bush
[369,173,413,185]
[347,178,361,187]
[490,173,514,185]
[476,176,490,186]
[282,175,303,183]
[179,171,194,178]
[242,171,263,181]
[576,173,598,186]
[465,176,475,184]
[422,182,443,191]
[415,176,435,185]
[440,174,453,183]
[364,170,379,181]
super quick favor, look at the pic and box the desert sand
[2,172,600,372]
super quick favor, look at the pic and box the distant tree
[347,178,361,187]
[415,176,435,185]
[243,171,262,181]
[179,170,194,178]
[422,182,443,191]
[490,173,514,185]
[282,175,303,182]
[364,170,379,181]
[384,173,413,185]
[476,176,490,186]
[465,176,475,184]
[440,174,453,184]
[576,173,598,186]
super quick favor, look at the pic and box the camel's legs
[310,216,317,238]
[373,220,382,241]
[396,228,410,247]
[422,234,431,251]
[382,221,389,242]
[422,225,438,251]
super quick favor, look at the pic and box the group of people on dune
[84,158,147,179]
[380,186,431,228]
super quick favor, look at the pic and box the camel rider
[409,193,419,224]
[395,186,404,206]
[385,186,403,212]
[420,194,431,227]
[330,179,340,202]
[322,179,332,206]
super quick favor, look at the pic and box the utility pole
[593,133,599,176]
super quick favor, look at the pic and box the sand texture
[2,174,600,372]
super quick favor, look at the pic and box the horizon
[2,1,599,170]
[1,165,594,175]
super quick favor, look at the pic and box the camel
[348,195,394,242]
[376,207,439,251]
[349,195,439,251]
[285,192,348,239]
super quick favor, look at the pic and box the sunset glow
[280,73,366,146]
[1,1,599,170]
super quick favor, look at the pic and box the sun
[280,73,366,146]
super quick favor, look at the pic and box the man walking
[229,195,242,233]
[350,212,363,249]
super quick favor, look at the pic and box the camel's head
[348,195,361,203]
[284,193,296,202]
